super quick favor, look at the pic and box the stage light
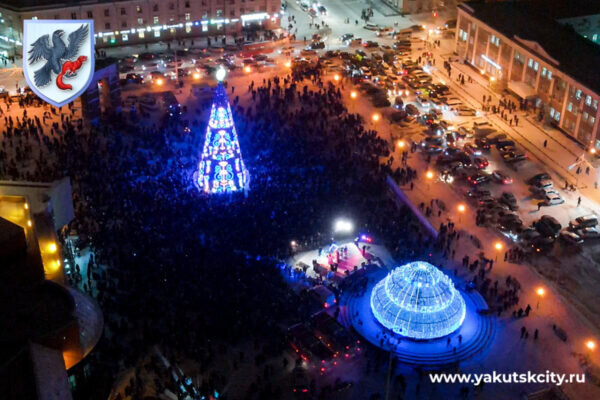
[334,219,354,234]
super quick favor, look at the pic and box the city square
[2,0,600,399]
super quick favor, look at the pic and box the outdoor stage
[287,238,396,282]
[286,239,496,368]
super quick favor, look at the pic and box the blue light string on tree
[196,68,248,194]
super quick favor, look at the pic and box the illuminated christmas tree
[195,68,248,194]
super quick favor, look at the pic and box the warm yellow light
[24,203,29,210]
[536,287,545,297]
[490,76,496,82]
[244,66,251,73]
[350,91,357,99]
[27,220,32,227]
[156,78,164,86]
[48,243,57,253]
[591,148,597,155]
[397,140,405,148]
[480,69,485,75]
[334,74,340,81]
[284,61,291,68]
[494,242,503,251]
[192,72,201,80]
[587,340,596,350]
[457,204,466,213]
[372,114,380,122]
[425,171,434,179]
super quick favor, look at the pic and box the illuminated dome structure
[370,261,466,340]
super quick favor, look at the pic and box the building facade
[0,0,281,55]
[380,0,458,15]
[455,1,600,148]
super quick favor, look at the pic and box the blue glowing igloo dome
[370,261,466,340]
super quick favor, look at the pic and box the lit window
[583,112,588,121]
[154,30,160,37]
[153,16,159,24]
[567,102,573,112]
[137,18,143,25]
[586,95,592,106]
[186,26,191,33]
[594,100,598,110]
[528,58,533,67]
[549,108,555,118]
[533,61,539,71]
[202,24,208,32]
[122,33,128,41]
[555,112,560,122]
[216,9,223,17]
[138,30,145,39]
[593,34,598,42]
[591,117,596,125]
[137,6,142,13]
[541,67,546,77]
[547,70,552,80]
[185,13,190,20]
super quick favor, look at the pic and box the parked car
[499,192,519,211]
[472,156,489,169]
[340,33,354,42]
[542,193,565,206]
[364,23,379,30]
[464,143,482,156]
[528,236,555,253]
[559,230,584,246]
[474,138,491,151]
[569,215,598,230]
[576,226,600,240]
[455,106,477,116]
[534,215,562,237]
[526,173,551,185]
[492,170,513,184]
[502,152,527,163]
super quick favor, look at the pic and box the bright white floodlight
[334,219,354,234]
[216,67,227,82]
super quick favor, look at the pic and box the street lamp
[536,287,545,309]
[156,78,164,86]
[192,72,201,80]
[372,113,380,123]
[244,65,252,73]
[350,91,357,99]
[457,203,466,223]
[397,140,405,150]
[333,74,340,82]
[284,61,292,68]
[586,340,596,351]
[494,241,503,261]
[425,170,434,180]
[48,243,57,253]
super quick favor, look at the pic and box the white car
[542,194,565,206]
[455,106,477,116]
[417,96,430,108]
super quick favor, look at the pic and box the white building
[0,0,282,56]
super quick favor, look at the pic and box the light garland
[370,261,466,340]
[196,82,248,194]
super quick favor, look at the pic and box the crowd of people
[0,58,439,399]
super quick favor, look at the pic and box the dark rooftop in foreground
[0,0,127,12]
[460,0,600,94]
